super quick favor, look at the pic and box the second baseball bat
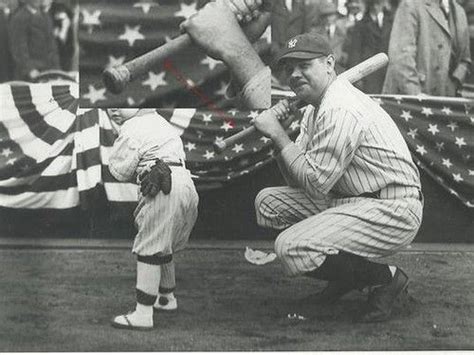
[214,53,389,153]
[102,1,275,94]
[103,34,192,95]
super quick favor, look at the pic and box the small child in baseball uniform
[106,108,199,330]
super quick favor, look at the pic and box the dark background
[1,162,472,243]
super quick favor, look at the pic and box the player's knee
[254,188,273,211]
[255,187,277,228]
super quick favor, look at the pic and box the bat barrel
[102,34,192,94]
[338,53,388,83]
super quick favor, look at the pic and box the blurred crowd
[0,0,78,83]
[272,0,474,97]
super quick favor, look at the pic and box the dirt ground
[0,244,473,351]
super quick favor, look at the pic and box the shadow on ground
[0,248,473,351]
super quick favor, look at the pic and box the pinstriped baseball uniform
[109,109,199,260]
[255,78,423,276]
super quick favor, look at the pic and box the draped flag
[79,0,271,108]
[0,84,472,209]
[0,84,79,209]
[0,84,298,209]
[375,95,474,208]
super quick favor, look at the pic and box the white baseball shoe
[111,310,153,331]
[153,294,178,311]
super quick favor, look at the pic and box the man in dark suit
[0,2,14,82]
[8,0,60,81]
[346,0,394,93]
[309,1,349,72]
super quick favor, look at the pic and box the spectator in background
[0,1,13,82]
[44,0,75,71]
[272,0,322,55]
[346,0,393,93]
[310,1,349,72]
[271,0,322,84]
[460,0,474,84]
[8,0,60,81]
[383,0,471,96]
[342,0,365,30]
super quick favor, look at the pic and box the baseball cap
[276,33,333,65]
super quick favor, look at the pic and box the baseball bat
[102,1,274,94]
[213,53,389,153]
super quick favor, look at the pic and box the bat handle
[214,100,303,153]
[214,126,258,154]
[102,34,192,94]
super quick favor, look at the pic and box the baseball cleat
[358,268,410,323]
[303,280,357,304]
[153,295,178,312]
[111,311,154,331]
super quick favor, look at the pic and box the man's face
[284,56,335,104]
[106,108,139,125]
[347,2,361,14]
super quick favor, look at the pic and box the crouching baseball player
[107,108,198,330]
[253,34,423,322]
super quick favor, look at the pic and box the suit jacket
[8,5,60,80]
[272,0,321,54]
[382,0,471,96]
[346,12,394,93]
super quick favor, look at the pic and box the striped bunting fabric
[0,84,138,209]
[0,84,80,209]
[0,84,300,209]
[1,84,472,209]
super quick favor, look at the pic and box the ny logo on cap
[288,38,298,48]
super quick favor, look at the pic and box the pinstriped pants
[132,167,199,257]
[255,186,423,276]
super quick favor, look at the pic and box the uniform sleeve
[279,108,363,196]
[108,133,140,182]
[383,0,422,95]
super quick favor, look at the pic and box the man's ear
[326,54,336,73]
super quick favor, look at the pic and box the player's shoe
[111,310,154,331]
[358,268,409,323]
[153,294,177,312]
[303,280,357,304]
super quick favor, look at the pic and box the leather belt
[163,159,185,168]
